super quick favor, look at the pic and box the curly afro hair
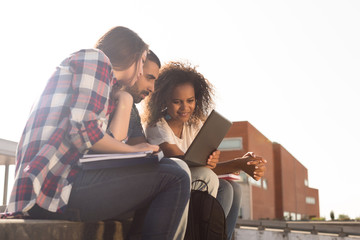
[144,61,214,126]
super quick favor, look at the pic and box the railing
[1,162,14,206]
[0,138,17,206]
[236,219,360,237]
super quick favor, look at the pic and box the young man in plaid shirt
[3,26,190,240]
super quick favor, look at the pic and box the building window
[304,179,308,186]
[283,211,290,220]
[0,166,4,203]
[239,172,248,183]
[249,177,261,187]
[218,138,243,151]
[0,164,15,205]
[262,179,268,189]
[297,214,301,220]
[306,196,316,205]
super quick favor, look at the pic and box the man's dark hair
[147,50,161,68]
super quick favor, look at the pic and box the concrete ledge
[236,219,360,236]
[0,219,132,240]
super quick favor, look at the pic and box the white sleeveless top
[145,118,202,152]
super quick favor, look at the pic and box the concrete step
[0,219,132,240]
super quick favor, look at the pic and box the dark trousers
[29,158,190,240]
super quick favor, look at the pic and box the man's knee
[159,158,191,187]
[167,157,191,179]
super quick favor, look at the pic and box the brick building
[218,121,319,220]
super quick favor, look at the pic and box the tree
[330,211,335,221]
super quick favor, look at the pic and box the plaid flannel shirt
[5,49,116,216]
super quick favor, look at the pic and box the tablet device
[172,110,232,167]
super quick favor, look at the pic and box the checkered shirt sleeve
[5,49,115,215]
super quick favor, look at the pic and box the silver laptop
[172,110,232,167]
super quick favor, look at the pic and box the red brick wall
[219,122,276,219]
[273,143,319,219]
[273,143,284,219]
[295,160,307,217]
[247,123,276,220]
[279,145,298,214]
[305,187,320,218]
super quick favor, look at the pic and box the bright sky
[0,0,359,220]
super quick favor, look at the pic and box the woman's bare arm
[159,142,184,157]
[91,133,159,153]
[108,90,133,142]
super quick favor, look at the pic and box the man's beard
[132,90,150,104]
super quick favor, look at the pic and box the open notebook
[79,151,164,170]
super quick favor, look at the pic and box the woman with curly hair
[144,61,220,197]
[144,61,267,239]
[145,61,214,128]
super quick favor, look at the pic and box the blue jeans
[29,158,190,240]
[217,179,241,240]
[169,158,219,197]
[168,158,220,237]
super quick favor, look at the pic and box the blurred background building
[218,121,319,220]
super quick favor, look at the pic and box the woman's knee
[190,167,219,197]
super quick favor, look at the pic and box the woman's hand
[242,152,267,181]
[206,150,220,169]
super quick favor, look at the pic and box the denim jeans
[190,166,219,196]
[29,158,190,240]
[169,158,219,196]
[168,158,220,238]
[217,179,241,240]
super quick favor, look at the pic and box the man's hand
[206,150,220,169]
[242,152,267,181]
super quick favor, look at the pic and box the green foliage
[310,217,325,221]
[338,214,350,221]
